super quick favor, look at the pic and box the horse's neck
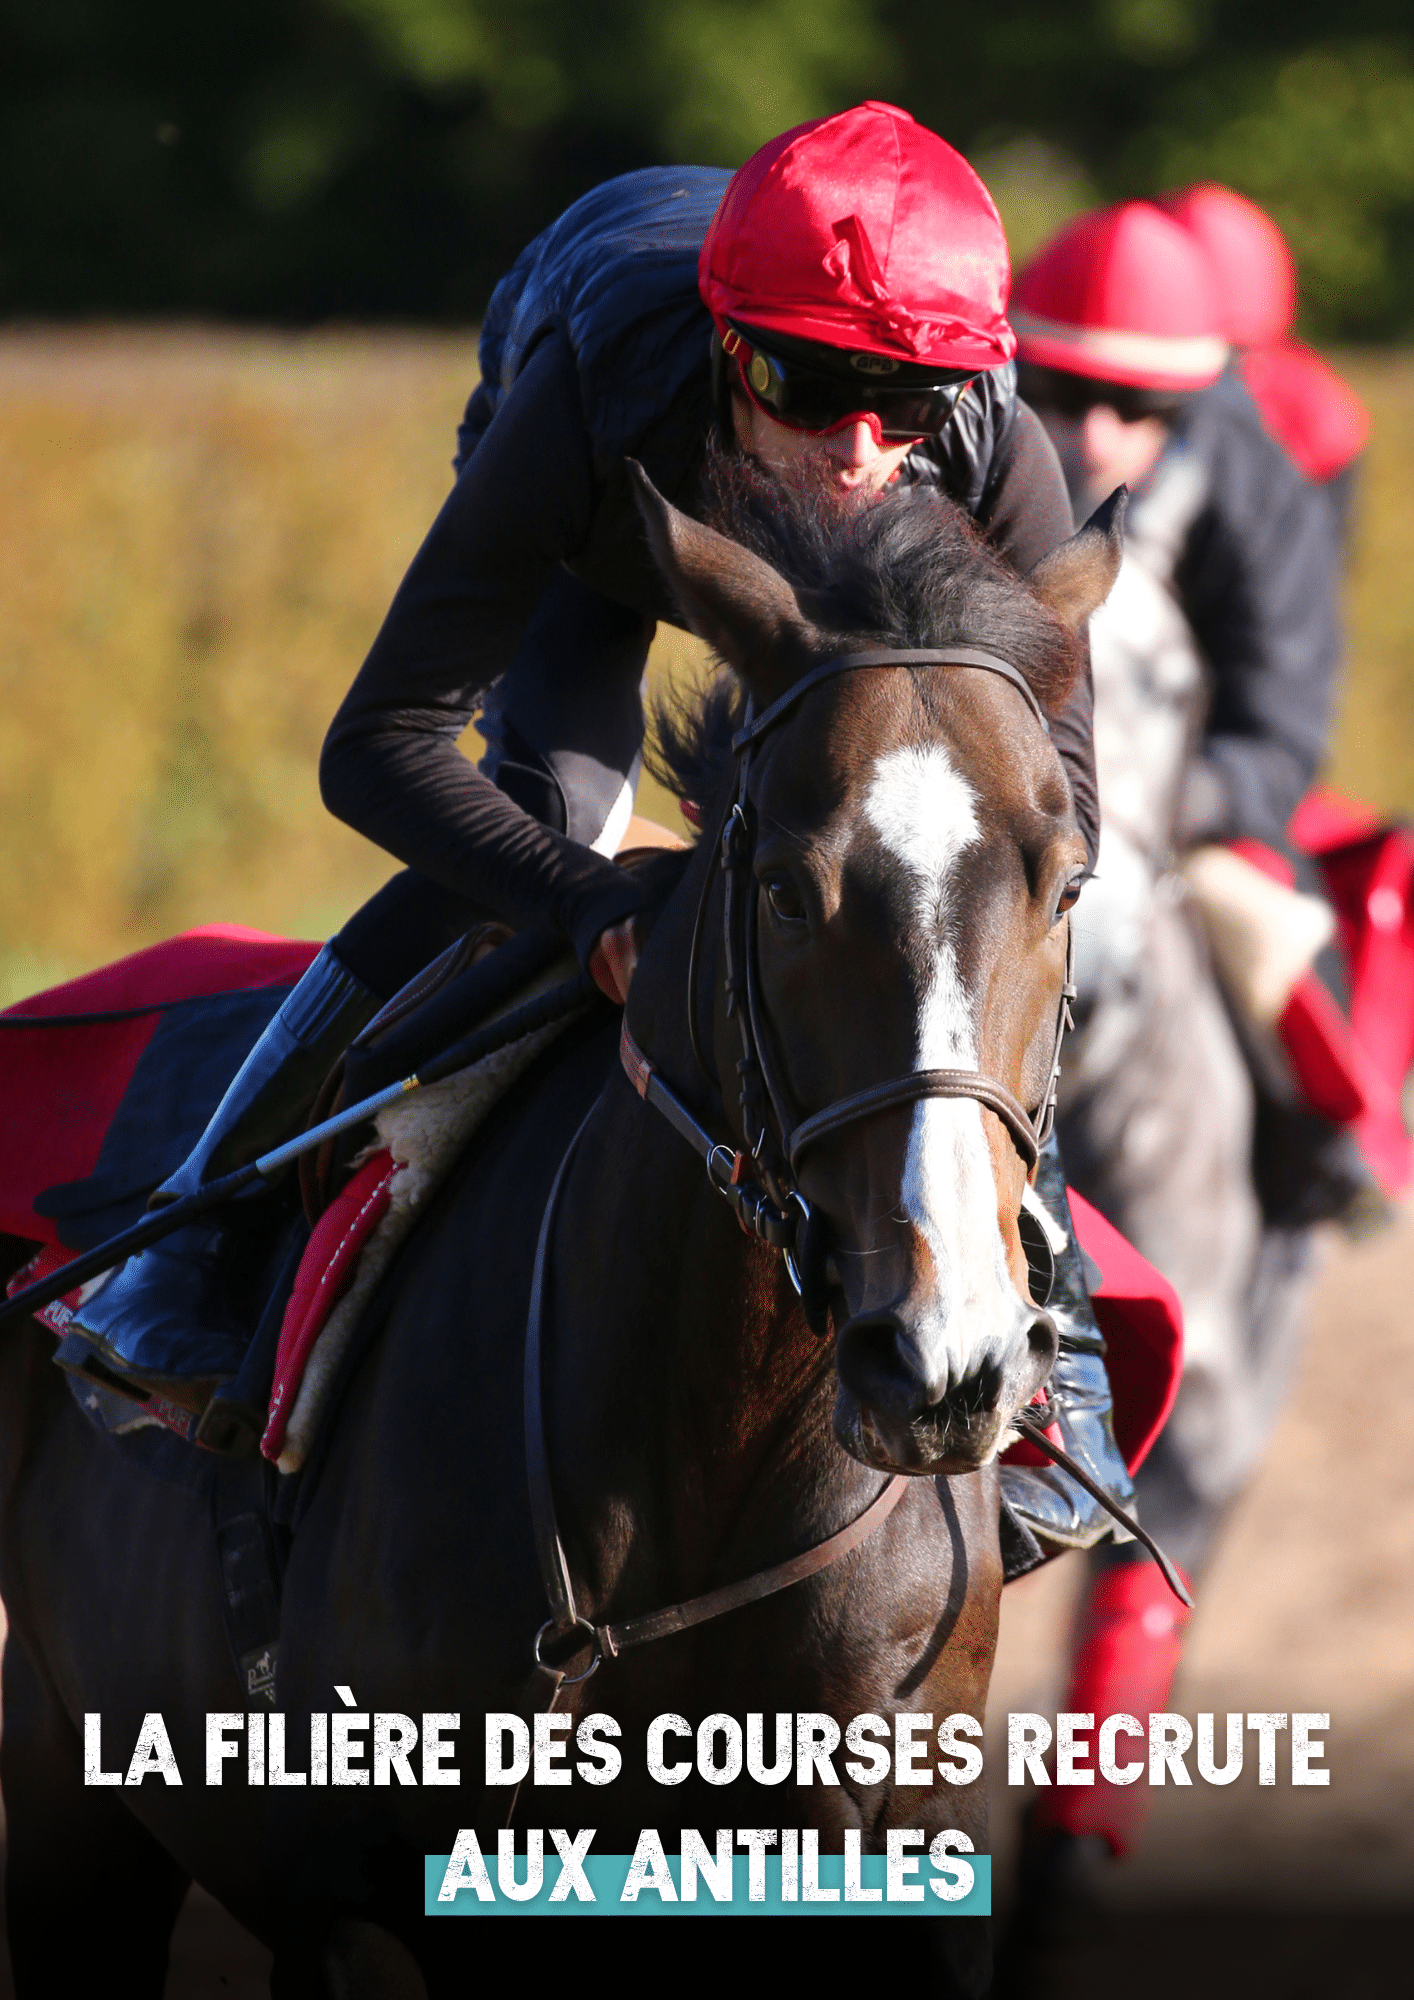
[1088,447,1209,866]
[540,861,853,1613]
[1068,451,1212,1064]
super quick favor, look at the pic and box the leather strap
[523,1110,596,1635]
[789,1067,1041,1174]
[597,1472,908,1657]
[524,1112,909,1677]
[1012,1415,1192,1608]
[732,646,1050,752]
[620,1016,724,1170]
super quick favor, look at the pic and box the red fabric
[4,1242,83,1339]
[0,929,321,1245]
[2,927,319,1020]
[1226,835,1295,888]
[1037,1562,1193,1856]
[1157,184,1296,348]
[1279,973,1372,1125]
[1220,810,1414,1192]
[1001,1190,1183,1477]
[1241,341,1370,484]
[1288,797,1414,1191]
[1289,785,1382,855]
[1072,1190,1183,1475]
[698,102,1014,371]
[1013,202,1226,390]
[261,1151,398,1462]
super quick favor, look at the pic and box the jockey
[1011,200,1375,1223]
[1011,198,1343,862]
[70,103,1135,1565]
[1004,198,1355,1905]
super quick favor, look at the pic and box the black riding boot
[70,945,381,1407]
[999,1133,1136,1580]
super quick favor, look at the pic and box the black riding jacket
[321,168,1097,965]
[1170,365,1342,850]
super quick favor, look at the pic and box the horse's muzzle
[832,1304,1059,1474]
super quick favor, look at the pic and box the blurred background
[2,9,1413,1989]
[3,0,1414,1000]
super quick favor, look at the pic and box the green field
[1,328,1410,1005]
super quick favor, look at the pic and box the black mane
[648,443,1080,809]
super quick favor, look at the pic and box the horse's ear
[627,460,817,697]
[1027,486,1128,631]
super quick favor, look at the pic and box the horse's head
[632,454,1122,1476]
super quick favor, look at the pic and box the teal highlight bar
[426,1849,990,1916]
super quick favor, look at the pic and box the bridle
[519,645,1182,1734]
[622,645,1077,1333]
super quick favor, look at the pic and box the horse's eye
[764,875,807,924]
[1056,875,1083,918]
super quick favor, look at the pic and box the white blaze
[863,744,1022,1387]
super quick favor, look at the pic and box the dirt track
[0,1203,1409,1993]
[986,1200,1414,1913]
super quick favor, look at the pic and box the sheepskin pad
[263,1012,573,1473]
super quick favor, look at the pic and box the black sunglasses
[723,325,973,441]
[1016,362,1191,425]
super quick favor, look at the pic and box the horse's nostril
[835,1313,931,1425]
[1027,1309,1060,1373]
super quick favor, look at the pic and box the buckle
[532,1617,602,1684]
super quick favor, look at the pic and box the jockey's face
[1035,401,1171,515]
[732,391,916,494]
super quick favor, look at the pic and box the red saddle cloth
[0,927,320,1246]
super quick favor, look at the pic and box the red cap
[1240,340,1370,482]
[1013,201,1228,392]
[1157,184,1296,349]
[698,102,1015,373]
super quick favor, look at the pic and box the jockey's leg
[998,1132,1135,1577]
[71,941,384,1402]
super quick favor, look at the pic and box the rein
[523,1110,907,1693]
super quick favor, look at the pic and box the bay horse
[0,455,1120,1997]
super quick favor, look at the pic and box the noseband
[621,645,1077,1331]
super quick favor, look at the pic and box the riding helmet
[1155,183,1297,351]
[698,101,1015,374]
[1011,202,1228,393]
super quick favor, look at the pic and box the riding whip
[0,970,602,1331]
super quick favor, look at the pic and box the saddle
[3,919,596,1463]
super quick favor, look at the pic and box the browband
[731,645,1050,752]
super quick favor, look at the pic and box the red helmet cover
[698,102,1015,373]
[1013,202,1228,392]
[1158,184,1297,350]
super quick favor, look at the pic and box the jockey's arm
[319,330,646,971]
[1172,381,1343,849]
